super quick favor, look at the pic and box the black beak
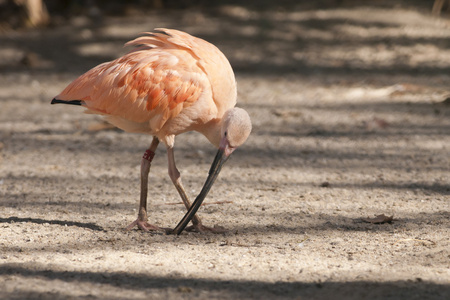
[170,147,230,235]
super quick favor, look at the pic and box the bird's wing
[56,48,207,132]
[127,29,237,116]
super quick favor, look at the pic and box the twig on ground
[394,238,436,245]
[157,200,233,206]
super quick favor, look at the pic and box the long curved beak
[170,138,233,235]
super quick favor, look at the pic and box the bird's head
[220,107,252,157]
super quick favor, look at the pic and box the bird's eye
[224,131,227,137]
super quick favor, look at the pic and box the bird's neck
[197,118,222,148]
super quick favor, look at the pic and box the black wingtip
[51,98,83,106]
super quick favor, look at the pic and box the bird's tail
[51,98,83,106]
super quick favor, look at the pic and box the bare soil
[1,2,449,299]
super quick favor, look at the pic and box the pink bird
[51,28,252,234]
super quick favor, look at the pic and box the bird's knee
[168,167,181,183]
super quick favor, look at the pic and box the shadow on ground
[1,263,448,300]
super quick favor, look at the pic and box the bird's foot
[126,219,165,232]
[185,223,227,234]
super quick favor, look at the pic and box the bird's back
[56,29,237,136]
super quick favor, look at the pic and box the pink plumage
[52,28,251,234]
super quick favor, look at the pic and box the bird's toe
[126,219,163,232]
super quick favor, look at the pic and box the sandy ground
[1,2,449,299]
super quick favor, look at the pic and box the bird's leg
[167,146,226,233]
[126,137,163,231]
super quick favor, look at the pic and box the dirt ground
[1,2,449,299]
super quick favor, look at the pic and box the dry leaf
[362,214,394,224]
[390,83,426,96]
[364,117,390,130]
